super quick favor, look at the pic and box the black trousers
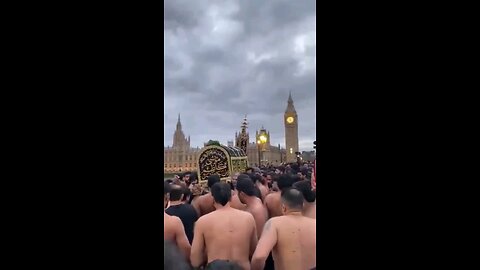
[264,252,275,270]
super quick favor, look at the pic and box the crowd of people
[163,162,317,270]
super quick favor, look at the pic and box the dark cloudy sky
[164,0,316,151]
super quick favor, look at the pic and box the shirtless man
[255,174,269,202]
[191,182,258,270]
[264,174,294,218]
[228,173,247,211]
[163,182,191,261]
[293,180,316,219]
[192,174,220,217]
[236,177,268,235]
[265,173,274,190]
[251,188,316,270]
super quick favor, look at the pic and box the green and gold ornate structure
[197,144,248,185]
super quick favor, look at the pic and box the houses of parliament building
[164,93,302,173]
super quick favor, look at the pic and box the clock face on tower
[286,116,294,124]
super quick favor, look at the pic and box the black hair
[205,259,243,270]
[277,174,294,191]
[164,181,171,195]
[281,187,304,210]
[237,174,252,183]
[208,174,221,188]
[182,187,191,202]
[293,180,316,203]
[169,184,184,201]
[250,174,265,184]
[236,177,256,196]
[211,182,232,206]
[254,186,263,203]
[164,241,190,270]
[190,172,198,183]
[291,174,302,183]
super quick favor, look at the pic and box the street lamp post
[257,129,268,167]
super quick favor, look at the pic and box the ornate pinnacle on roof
[286,91,296,113]
[176,113,182,130]
[241,114,248,131]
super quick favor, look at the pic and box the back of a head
[281,187,304,210]
[237,173,252,183]
[164,241,190,270]
[169,184,184,201]
[182,187,191,202]
[253,173,265,185]
[211,182,232,206]
[164,181,171,197]
[190,172,198,183]
[291,163,299,171]
[206,260,243,270]
[236,177,256,196]
[208,174,221,188]
[293,180,316,203]
[277,174,294,191]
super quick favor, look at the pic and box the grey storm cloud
[164,0,316,151]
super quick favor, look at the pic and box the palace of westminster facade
[164,94,311,173]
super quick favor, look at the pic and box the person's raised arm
[251,219,277,270]
[249,215,258,258]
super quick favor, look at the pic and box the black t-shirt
[165,203,198,244]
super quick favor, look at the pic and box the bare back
[273,215,316,270]
[163,213,177,242]
[246,198,268,235]
[164,213,191,260]
[231,191,247,211]
[192,193,215,217]
[257,184,269,202]
[191,207,257,270]
[264,192,283,218]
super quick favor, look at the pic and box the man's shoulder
[234,209,256,224]
[264,192,279,205]
[231,207,250,216]
[197,193,212,203]
[251,202,266,214]
[266,216,287,227]
[265,192,279,200]
[197,210,214,223]
[167,214,182,224]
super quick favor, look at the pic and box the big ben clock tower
[284,92,299,163]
